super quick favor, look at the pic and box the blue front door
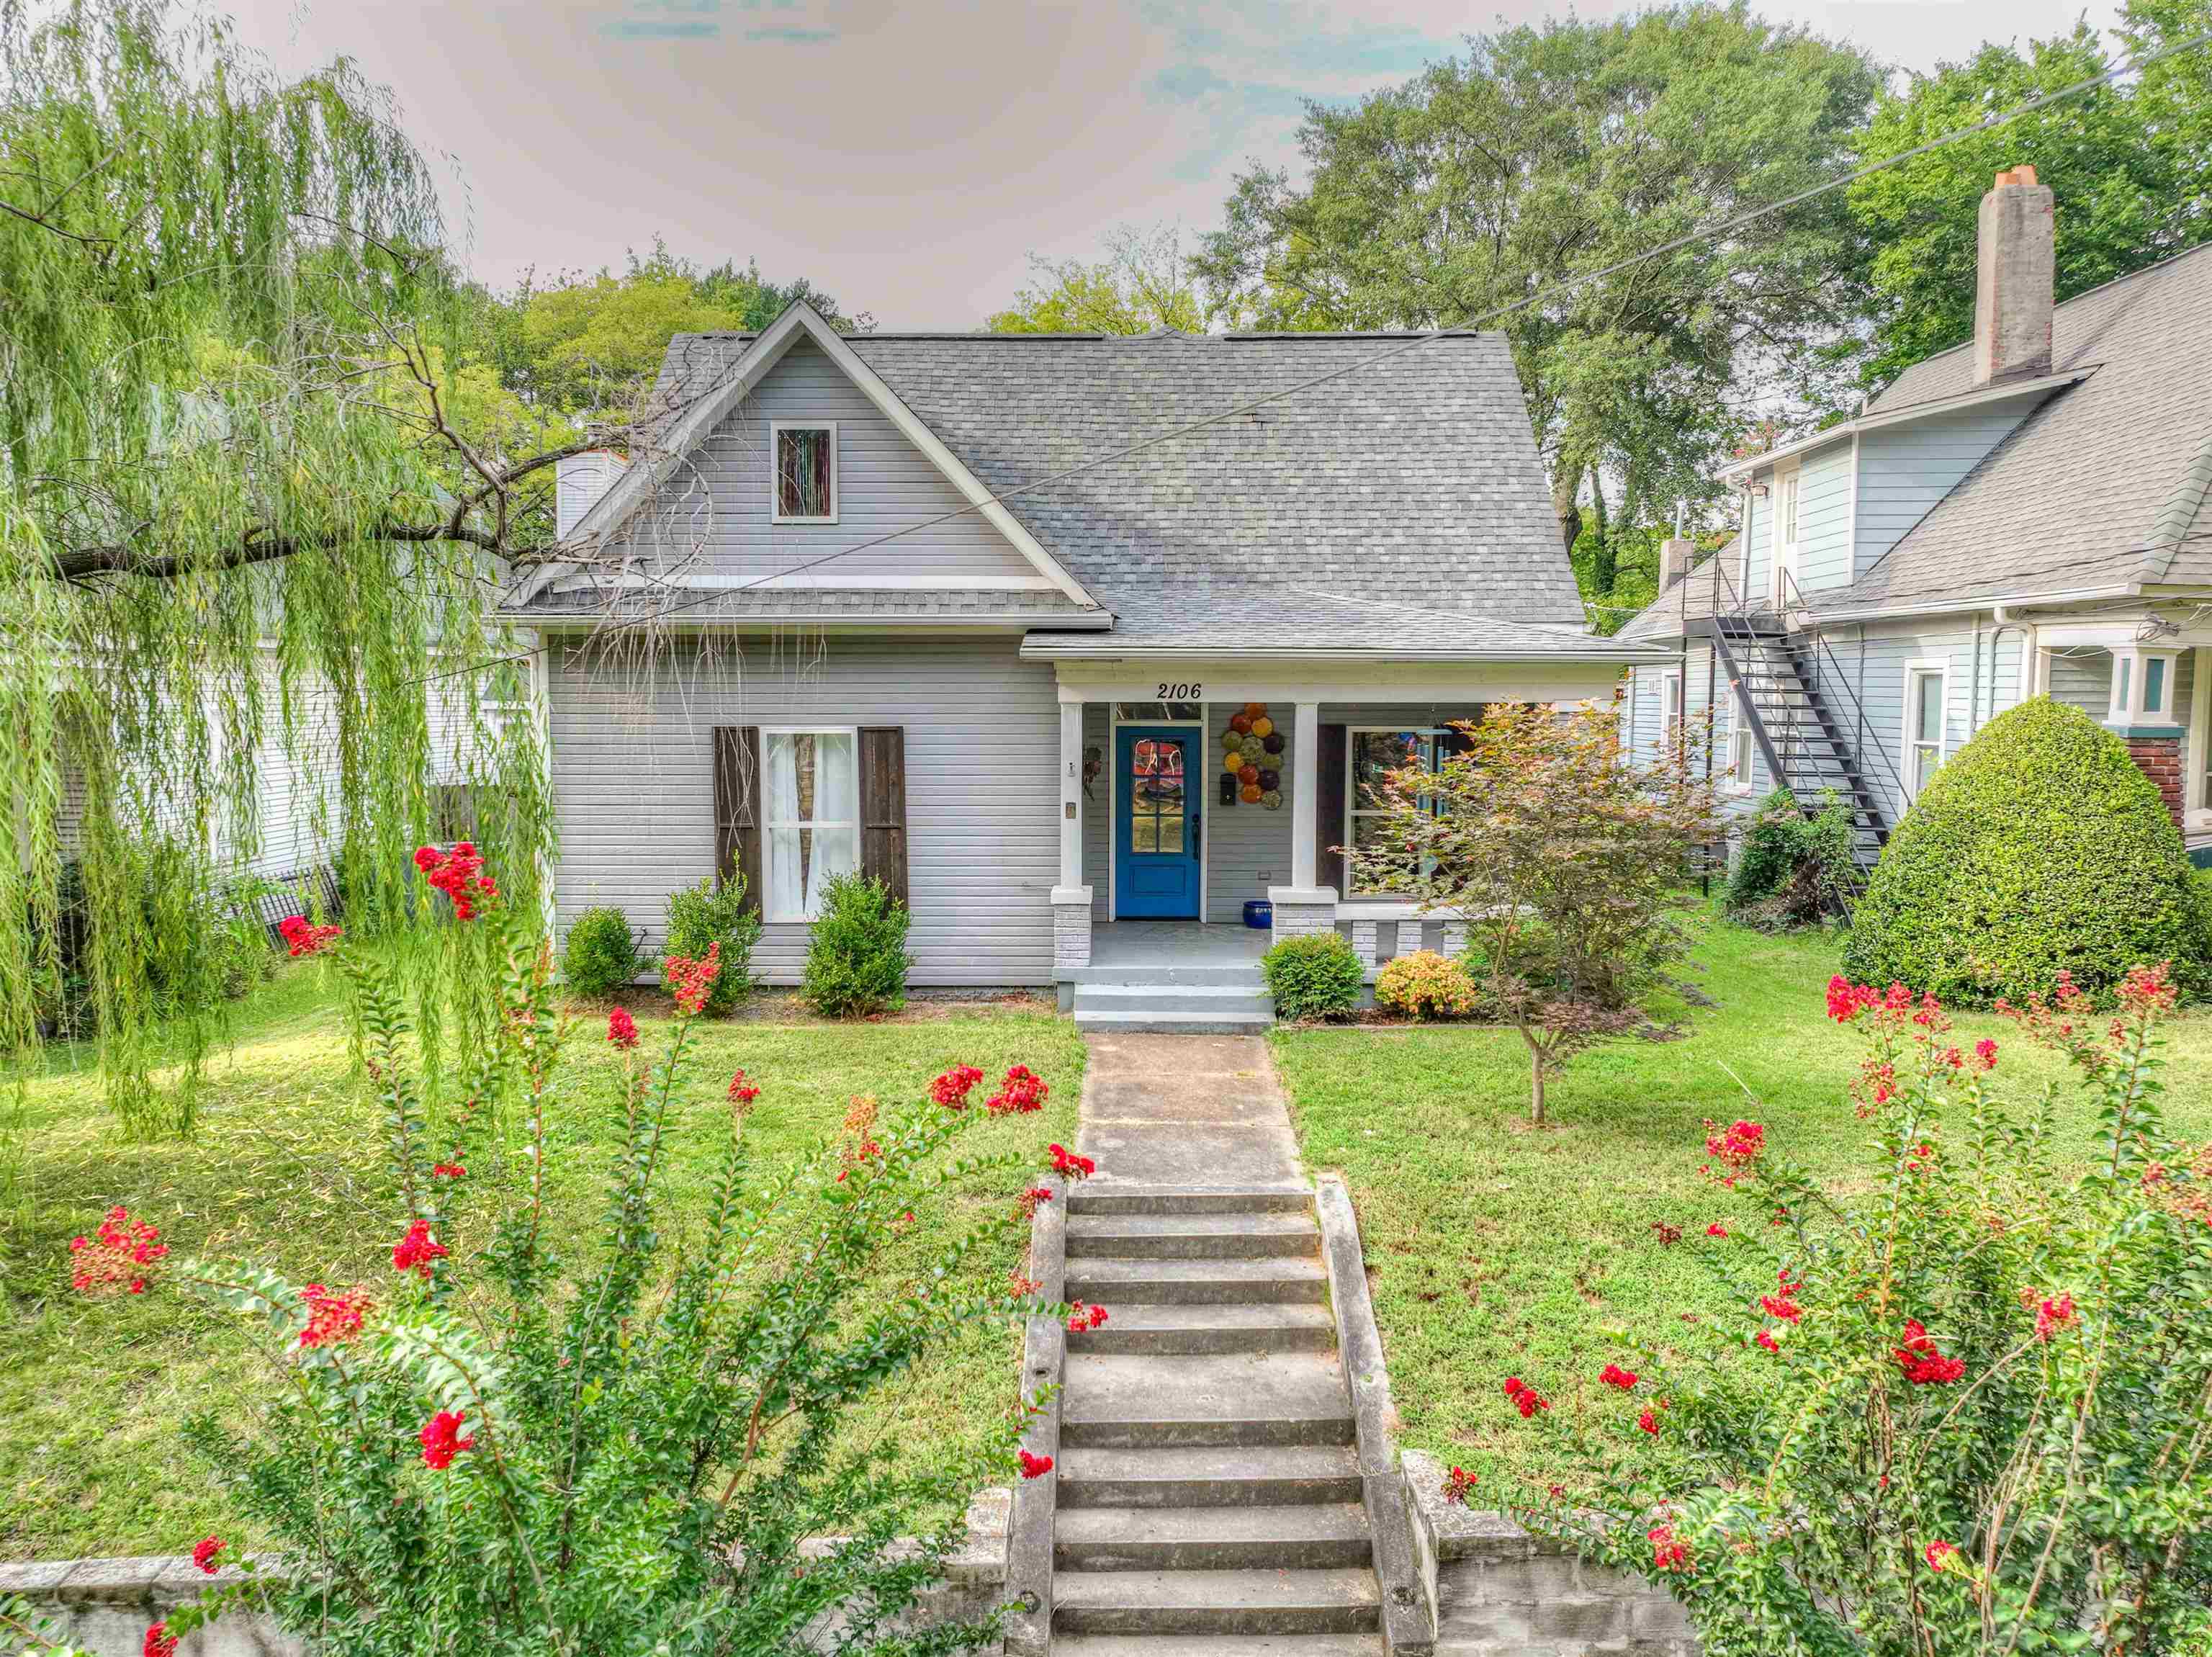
[1115,727,1200,919]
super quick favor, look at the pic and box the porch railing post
[1051,696,1092,989]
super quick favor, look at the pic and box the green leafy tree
[1347,701,1723,1122]
[1192,4,1881,573]
[1850,0,2212,389]
[987,224,1227,334]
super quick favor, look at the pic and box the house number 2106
[1156,682,1201,700]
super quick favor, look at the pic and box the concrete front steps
[1052,1185,1382,1646]
[1069,961,1274,1036]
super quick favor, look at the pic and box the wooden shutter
[858,726,909,907]
[713,726,763,916]
[1316,722,1348,897]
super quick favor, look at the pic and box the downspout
[1984,606,2026,728]
[1969,613,1982,737]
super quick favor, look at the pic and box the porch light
[2107,645,2180,727]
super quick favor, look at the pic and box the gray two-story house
[1621,167,2212,868]
[500,302,1665,1026]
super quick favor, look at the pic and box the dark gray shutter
[1316,722,1348,897]
[714,726,762,916]
[858,726,909,907]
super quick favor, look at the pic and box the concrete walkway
[1053,1033,1385,1654]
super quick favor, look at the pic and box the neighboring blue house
[500,302,1666,1026]
[1620,168,2212,867]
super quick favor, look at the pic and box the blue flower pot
[1243,899,1273,930]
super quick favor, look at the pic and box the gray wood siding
[1853,403,2037,580]
[1741,482,1769,606]
[1206,704,1295,920]
[610,336,1043,588]
[1797,439,1855,593]
[547,635,1058,985]
[2044,645,2111,722]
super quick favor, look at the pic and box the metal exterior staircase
[1700,567,1900,874]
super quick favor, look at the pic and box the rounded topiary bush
[1260,932,1364,1021]
[1841,696,2209,1004]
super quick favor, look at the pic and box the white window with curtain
[1903,665,1948,801]
[762,728,858,921]
[1660,670,1683,749]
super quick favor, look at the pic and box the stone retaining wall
[1,1491,1010,1657]
[1401,1452,1699,1657]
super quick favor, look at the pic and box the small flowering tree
[107,855,1085,1656]
[1346,700,1722,1122]
[1499,965,2212,1654]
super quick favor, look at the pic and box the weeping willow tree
[0,0,597,1136]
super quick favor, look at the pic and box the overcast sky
[225,0,2126,327]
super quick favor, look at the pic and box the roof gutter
[1804,583,2140,624]
[1016,641,1676,664]
[1716,366,2095,482]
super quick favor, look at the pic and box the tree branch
[49,518,503,581]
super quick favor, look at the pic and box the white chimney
[1974,166,2055,385]
[1658,538,1695,590]
[556,449,629,539]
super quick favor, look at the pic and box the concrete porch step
[1055,1504,1373,1572]
[1061,1352,1354,1450]
[1067,1301,1336,1355]
[1053,1569,1382,1636]
[1057,1444,1365,1509]
[1067,961,1272,988]
[1069,1185,1313,1216]
[1065,1255,1327,1305]
[1051,1637,1385,1657]
[1074,1010,1277,1035]
[1067,1213,1318,1260]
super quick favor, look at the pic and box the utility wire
[418,26,2212,688]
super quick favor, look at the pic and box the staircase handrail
[1774,569,1908,817]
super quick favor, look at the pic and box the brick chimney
[1974,166,2055,385]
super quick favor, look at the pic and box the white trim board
[767,420,840,524]
[1901,659,1950,804]
[1104,706,1209,924]
[515,302,1102,611]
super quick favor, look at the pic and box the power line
[418,25,2212,689]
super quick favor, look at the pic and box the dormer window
[771,421,837,522]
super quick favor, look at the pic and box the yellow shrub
[1374,949,1477,1020]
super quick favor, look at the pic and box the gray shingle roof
[601,325,1608,656]
[1819,242,2212,613]
[1612,542,1740,645]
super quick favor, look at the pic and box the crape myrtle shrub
[76,851,1092,1657]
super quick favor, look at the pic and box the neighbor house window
[1660,671,1684,749]
[763,728,858,921]
[1905,666,1947,799]
[771,422,837,521]
[1347,728,1443,897]
[1730,696,1755,789]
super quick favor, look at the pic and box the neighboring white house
[500,301,1672,1024]
[1619,168,2212,869]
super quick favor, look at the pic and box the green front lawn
[0,969,1084,1559]
[1272,914,2212,1496]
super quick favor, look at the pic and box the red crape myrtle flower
[728,1069,762,1106]
[1706,1223,1729,1237]
[663,943,721,1016]
[415,841,497,920]
[1599,1363,1638,1391]
[192,1537,226,1574]
[2034,1293,2076,1340]
[419,1409,476,1469]
[1048,1144,1095,1180]
[1894,1319,1967,1385]
[70,1205,167,1295]
[391,1218,449,1280]
[1442,1465,1478,1505]
[1017,1450,1054,1478]
[432,1162,464,1180]
[1637,1409,1661,1436]
[1016,1185,1054,1219]
[1755,1329,1781,1352]
[1649,1523,1693,1573]
[1503,1376,1550,1418]
[930,1064,985,1108]
[986,1064,1048,1115]
[607,1007,639,1049]
[1066,1303,1109,1334]
[299,1283,370,1350]
[276,915,342,957]
[1925,1540,1959,1573]
[1008,1270,1042,1296]
[1701,1118,1765,1187]
[144,1622,179,1657]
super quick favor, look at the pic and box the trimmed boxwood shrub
[663,874,761,1015]
[1261,931,1364,1022]
[1841,697,2211,1004]
[801,871,913,1018]
[562,905,640,997]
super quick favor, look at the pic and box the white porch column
[1051,699,1092,979]
[1290,700,1321,889]
[1269,700,1337,947]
